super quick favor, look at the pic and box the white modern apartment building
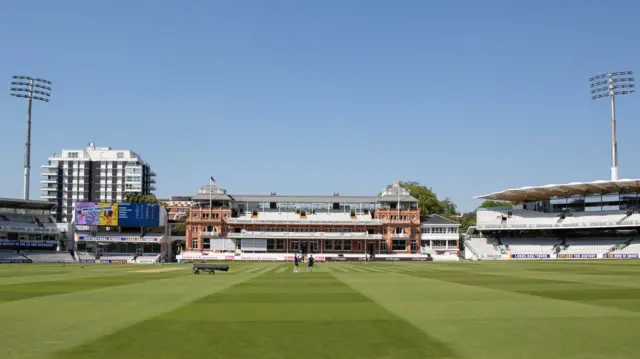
[40,143,156,222]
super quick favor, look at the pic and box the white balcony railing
[200,231,220,238]
[226,218,382,225]
[476,221,640,230]
[390,233,411,239]
[420,233,459,240]
[226,231,383,240]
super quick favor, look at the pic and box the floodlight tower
[590,71,634,181]
[9,75,52,200]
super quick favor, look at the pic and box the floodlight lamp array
[589,71,635,100]
[9,75,52,102]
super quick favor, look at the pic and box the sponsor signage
[0,226,56,233]
[326,256,432,262]
[557,254,598,259]
[239,256,280,261]
[75,202,118,225]
[99,260,128,264]
[0,259,32,264]
[510,254,551,259]
[76,236,160,242]
[603,253,639,259]
[79,260,96,264]
[75,202,161,227]
[0,240,57,249]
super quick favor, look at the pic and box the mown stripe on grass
[1,264,273,359]
[0,264,154,286]
[334,270,640,359]
[52,270,462,359]
[0,271,186,303]
[402,267,640,314]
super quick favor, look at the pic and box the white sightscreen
[209,238,236,251]
[239,239,267,251]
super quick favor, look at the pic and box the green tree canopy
[123,194,167,207]
[171,223,186,235]
[478,200,514,209]
[458,211,476,232]
[387,181,457,217]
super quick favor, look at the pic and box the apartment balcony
[41,163,58,169]
[40,194,57,200]
[227,231,383,240]
[150,185,156,191]
[40,187,58,192]
[149,171,157,176]
[149,178,156,183]
[41,179,57,184]
[390,233,411,239]
[40,171,58,177]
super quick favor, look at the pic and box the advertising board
[0,240,57,249]
[76,235,160,242]
[75,203,118,225]
[0,259,32,264]
[510,254,551,259]
[603,253,639,259]
[74,202,161,227]
[557,254,597,259]
[326,256,432,262]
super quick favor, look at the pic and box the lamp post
[589,71,634,181]
[9,75,52,200]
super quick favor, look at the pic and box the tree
[458,211,476,232]
[478,200,514,209]
[171,223,186,235]
[387,181,454,216]
[123,194,167,207]
[440,197,458,218]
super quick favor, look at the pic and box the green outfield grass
[2,260,640,359]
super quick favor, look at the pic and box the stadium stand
[76,251,96,261]
[463,237,502,259]
[24,251,74,263]
[502,238,559,254]
[470,179,640,260]
[560,238,620,255]
[612,239,640,254]
[560,211,626,227]
[0,251,29,261]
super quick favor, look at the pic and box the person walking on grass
[293,254,299,273]
[307,254,314,273]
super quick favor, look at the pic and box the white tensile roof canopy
[475,179,640,202]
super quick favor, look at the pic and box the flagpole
[209,177,212,216]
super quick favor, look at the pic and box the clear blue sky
[1,0,639,212]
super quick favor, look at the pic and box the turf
[2,261,640,359]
